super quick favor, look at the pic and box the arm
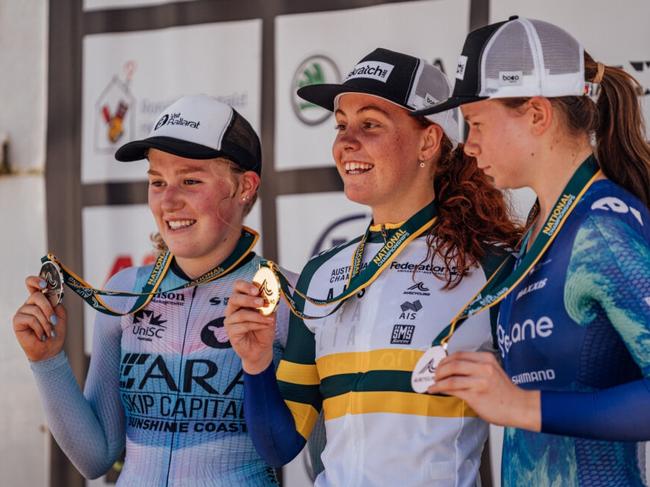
[30,270,135,478]
[541,213,650,440]
[226,279,322,466]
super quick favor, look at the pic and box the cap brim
[115,136,221,162]
[297,84,411,112]
[412,96,487,116]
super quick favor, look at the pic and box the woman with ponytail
[419,17,650,486]
[224,48,520,486]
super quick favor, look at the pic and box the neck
[174,227,242,279]
[528,143,593,242]
[371,190,435,225]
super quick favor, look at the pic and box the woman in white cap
[419,17,650,487]
[12,94,293,485]
[224,48,521,486]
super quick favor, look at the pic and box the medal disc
[252,266,281,316]
[39,260,64,307]
[411,345,447,393]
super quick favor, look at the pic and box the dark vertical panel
[46,0,86,485]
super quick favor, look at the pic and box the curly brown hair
[424,134,523,289]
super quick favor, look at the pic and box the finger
[13,311,49,342]
[435,357,489,382]
[226,292,266,314]
[25,275,47,294]
[446,351,498,364]
[427,376,480,395]
[18,304,49,331]
[232,279,261,296]
[228,322,274,336]
[25,291,57,330]
[224,309,275,328]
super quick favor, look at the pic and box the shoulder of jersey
[581,180,648,230]
[106,264,145,289]
[296,235,363,290]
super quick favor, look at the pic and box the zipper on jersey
[165,285,199,487]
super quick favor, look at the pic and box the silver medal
[411,345,447,393]
[39,260,64,307]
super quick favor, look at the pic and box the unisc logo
[201,317,232,349]
[132,310,167,342]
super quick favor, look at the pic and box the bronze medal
[39,260,64,307]
[252,266,281,316]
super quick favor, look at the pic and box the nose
[463,130,480,159]
[333,126,361,160]
[159,184,184,212]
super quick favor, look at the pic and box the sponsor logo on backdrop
[629,60,650,95]
[292,54,341,126]
[311,213,370,256]
[94,61,137,153]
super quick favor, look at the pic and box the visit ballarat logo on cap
[345,61,394,83]
[292,54,341,126]
[153,112,201,131]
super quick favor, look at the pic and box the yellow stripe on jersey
[285,400,320,440]
[316,348,424,379]
[277,360,320,386]
[323,391,478,420]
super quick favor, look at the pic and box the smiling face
[461,99,536,189]
[332,93,438,222]
[147,149,250,266]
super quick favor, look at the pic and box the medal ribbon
[431,156,602,348]
[41,226,259,316]
[263,201,438,320]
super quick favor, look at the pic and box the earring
[419,160,425,168]
[241,195,249,202]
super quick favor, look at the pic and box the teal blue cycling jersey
[31,253,292,486]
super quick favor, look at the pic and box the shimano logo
[497,316,554,357]
[345,61,394,83]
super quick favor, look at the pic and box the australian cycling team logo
[292,54,341,126]
[94,61,136,153]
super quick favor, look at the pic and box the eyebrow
[147,166,209,176]
[335,104,391,118]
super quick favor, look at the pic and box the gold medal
[252,266,281,316]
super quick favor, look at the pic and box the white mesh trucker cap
[415,16,595,116]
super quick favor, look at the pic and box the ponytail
[425,136,523,289]
[585,52,650,207]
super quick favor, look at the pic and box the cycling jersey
[31,252,293,487]
[245,214,506,487]
[497,180,650,486]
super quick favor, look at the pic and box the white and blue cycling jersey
[31,252,293,487]
[498,180,650,486]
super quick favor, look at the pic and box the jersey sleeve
[30,268,137,478]
[244,263,323,466]
[542,211,650,440]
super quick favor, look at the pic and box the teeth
[344,162,373,173]
[167,219,196,230]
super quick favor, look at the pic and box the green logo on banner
[292,55,340,126]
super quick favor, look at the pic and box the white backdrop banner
[274,0,470,171]
[84,0,194,12]
[82,20,262,183]
[491,0,650,139]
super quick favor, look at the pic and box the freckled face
[461,99,533,189]
[332,93,431,214]
[147,149,243,260]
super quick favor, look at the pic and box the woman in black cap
[420,17,650,487]
[225,48,521,486]
[13,94,294,485]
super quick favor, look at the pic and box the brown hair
[501,52,650,208]
[418,125,523,288]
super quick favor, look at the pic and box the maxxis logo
[94,61,136,153]
[292,54,341,126]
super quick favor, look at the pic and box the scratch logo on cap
[499,71,523,86]
[345,61,394,83]
[455,55,468,80]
